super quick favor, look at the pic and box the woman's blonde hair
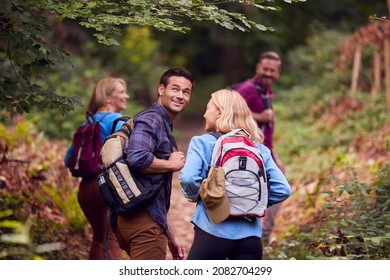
[87,77,127,113]
[211,89,264,143]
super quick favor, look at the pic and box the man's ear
[158,84,165,96]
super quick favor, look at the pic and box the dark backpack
[98,109,177,217]
[211,129,270,221]
[67,112,109,178]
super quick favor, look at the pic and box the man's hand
[168,151,186,172]
[142,151,185,173]
[167,214,187,260]
[168,237,186,260]
[253,109,274,123]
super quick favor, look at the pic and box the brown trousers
[115,209,168,260]
[78,177,124,259]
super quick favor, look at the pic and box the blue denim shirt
[179,133,291,239]
[126,103,174,232]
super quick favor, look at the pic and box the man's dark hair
[159,68,195,88]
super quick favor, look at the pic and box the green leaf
[326,220,337,227]
[0,220,21,228]
[0,210,14,219]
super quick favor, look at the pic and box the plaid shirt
[125,102,174,232]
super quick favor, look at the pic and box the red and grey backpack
[211,128,270,221]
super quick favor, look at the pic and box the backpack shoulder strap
[227,79,252,90]
[248,80,272,109]
[162,119,178,151]
[86,111,111,125]
[210,131,227,167]
[135,107,178,151]
[211,131,223,139]
[111,116,131,135]
[86,112,96,124]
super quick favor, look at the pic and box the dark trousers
[188,226,262,260]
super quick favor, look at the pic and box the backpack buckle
[239,156,247,170]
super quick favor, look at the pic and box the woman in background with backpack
[65,77,129,259]
[179,89,291,260]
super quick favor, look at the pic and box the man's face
[157,76,192,119]
[255,58,281,88]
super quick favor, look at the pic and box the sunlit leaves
[0,0,300,115]
[44,0,283,45]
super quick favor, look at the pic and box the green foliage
[41,184,87,232]
[1,0,300,116]
[0,212,65,259]
[0,119,36,159]
[285,29,350,89]
[264,165,390,260]
[334,94,388,136]
[275,28,388,168]
[311,165,390,259]
[49,0,286,44]
[26,55,111,140]
[115,26,163,104]
[0,0,81,116]
[0,121,88,259]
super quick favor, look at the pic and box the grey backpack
[211,129,269,221]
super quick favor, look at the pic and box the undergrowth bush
[0,211,65,259]
[0,121,88,259]
[267,164,390,260]
[311,165,390,259]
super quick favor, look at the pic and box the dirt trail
[165,118,203,259]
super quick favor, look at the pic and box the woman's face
[203,99,220,132]
[108,82,129,112]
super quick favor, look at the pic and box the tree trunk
[371,46,381,99]
[351,44,362,96]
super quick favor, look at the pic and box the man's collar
[152,102,174,128]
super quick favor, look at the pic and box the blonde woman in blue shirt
[180,89,291,260]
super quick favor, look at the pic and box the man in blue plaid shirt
[115,68,195,260]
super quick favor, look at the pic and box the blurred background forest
[1,0,389,260]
